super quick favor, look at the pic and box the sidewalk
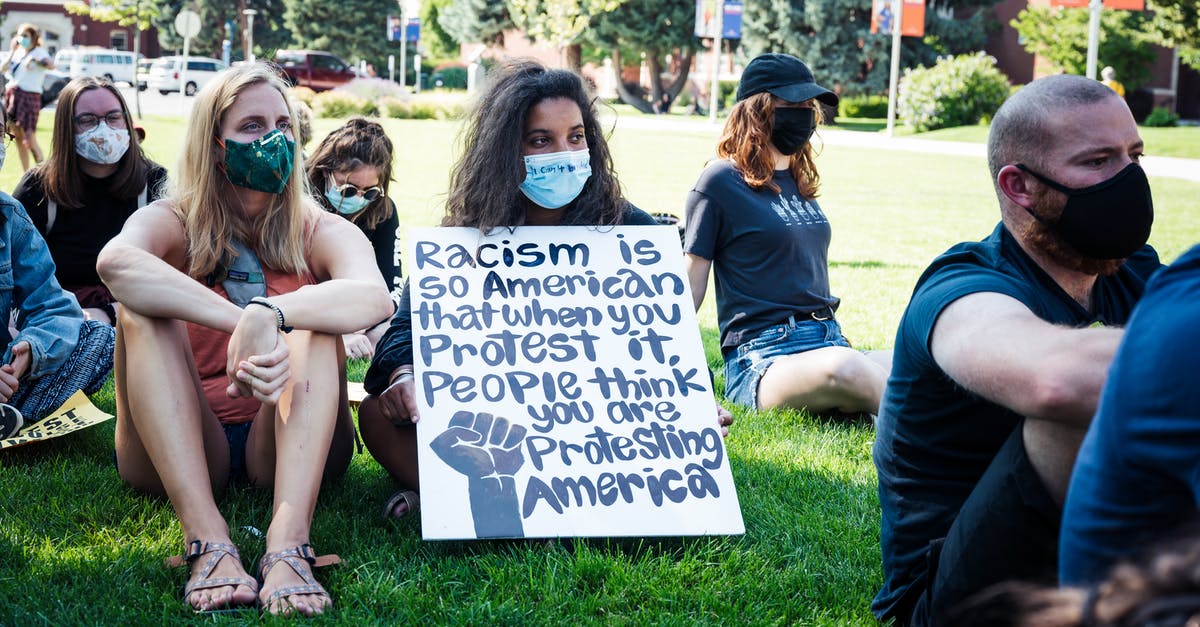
[607,114,1200,184]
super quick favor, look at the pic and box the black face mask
[1015,162,1154,260]
[771,107,816,156]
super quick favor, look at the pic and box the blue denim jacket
[0,191,84,379]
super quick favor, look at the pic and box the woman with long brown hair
[305,118,399,358]
[97,64,392,615]
[683,53,889,415]
[14,77,166,326]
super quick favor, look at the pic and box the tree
[508,0,625,69]
[438,0,513,47]
[743,0,891,97]
[742,0,1000,100]
[153,0,289,61]
[1146,0,1200,71]
[1011,6,1157,89]
[286,0,400,75]
[421,0,462,60]
[585,0,698,113]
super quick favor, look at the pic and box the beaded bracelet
[247,297,293,333]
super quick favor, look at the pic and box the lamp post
[243,9,258,63]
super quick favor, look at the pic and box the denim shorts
[113,421,252,485]
[723,317,851,408]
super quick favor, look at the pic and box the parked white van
[146,56,227,96]
[53,47,137,85]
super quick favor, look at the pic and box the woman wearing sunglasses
[13,77,166,327]
[306,118,398,359]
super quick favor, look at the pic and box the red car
[274,50,357,91]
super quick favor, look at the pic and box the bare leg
[11,126,30,171]
[358,395,420,517]
[112,309,256,610]
[1023,418,1088,507]
[756,346,888,415]
[245,330,342,616]
[25,128,43,164]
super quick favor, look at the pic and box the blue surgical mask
[19,36,31,49]
[325,185,371,215]
[519,149,592,209]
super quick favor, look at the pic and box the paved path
[607,114,1200,184]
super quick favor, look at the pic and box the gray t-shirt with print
[684,159,839,351]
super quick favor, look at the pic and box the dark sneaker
[0,403,23,439]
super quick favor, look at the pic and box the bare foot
[258,545,333,617]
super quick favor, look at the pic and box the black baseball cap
[736,53,839,107]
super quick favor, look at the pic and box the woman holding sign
[98,64,392,615]
[358,59,730,522]
[683,53,890,415]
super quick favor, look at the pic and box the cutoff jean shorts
[723,316,851,408]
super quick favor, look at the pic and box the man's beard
[1021,190,1124,277]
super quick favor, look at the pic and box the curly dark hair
[306,117,395,229]
[443,58,625,232]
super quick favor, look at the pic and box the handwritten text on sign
[410,226,743,540]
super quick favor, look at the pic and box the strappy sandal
[257,543,341,615]
[380,489,420,520]
[165,540,258,613]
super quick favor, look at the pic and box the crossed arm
[930,292,1124,427]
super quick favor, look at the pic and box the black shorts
[909,425,1061,627]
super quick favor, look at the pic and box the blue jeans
[723,317,851,408]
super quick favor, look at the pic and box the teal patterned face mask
[220,129,295,194]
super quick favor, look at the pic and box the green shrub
[289,86,317,106]
[431,66,468,90]
[378,93,468,120]
[1143,106,1179,127]
[839,94,889,118]
[719,79,738,111]
[311,91,371,118]
[898,52,1011,132]
[379,96,409,118]
[338,78,408,103]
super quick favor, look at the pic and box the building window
[110,31,128,51]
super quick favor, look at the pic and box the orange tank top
[188,257,315,425]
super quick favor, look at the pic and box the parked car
[136,58,154,91]
[273,50,357,91]
[146,56,227,96]
[53,47,137,85]
[40,71,70,107]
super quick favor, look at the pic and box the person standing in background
[1,24,54,171]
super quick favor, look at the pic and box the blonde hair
[169,63,317,279]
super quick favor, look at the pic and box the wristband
[247,297,293,333]
[389,365,414,385]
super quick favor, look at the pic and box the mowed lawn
[0,112,1198,625]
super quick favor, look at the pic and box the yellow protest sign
[0,391,113,450]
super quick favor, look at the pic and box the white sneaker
[0,403,23,439]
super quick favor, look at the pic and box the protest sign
[0,391,112,449]
[410,226,744,540]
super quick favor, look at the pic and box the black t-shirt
[683,159,838,351]
[13,164,167,288]
[314,193,403,297]
[871,223,1162,622]
[364,203,658,395]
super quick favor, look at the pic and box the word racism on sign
[0,390,113,449]
[410,226,744,540]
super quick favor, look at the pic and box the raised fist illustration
[430,410,528,538]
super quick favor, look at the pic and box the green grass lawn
[831,117,1200,160]
[1,112,1198,624]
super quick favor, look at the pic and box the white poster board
[410,226,744,540]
